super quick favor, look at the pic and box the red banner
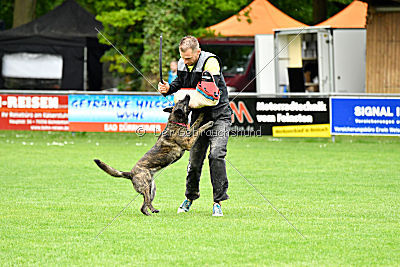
[0,94,69,131]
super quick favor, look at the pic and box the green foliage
[36,0,64,19]
[97,8,146,27]
[0,1,14,29]
[2,0,355,90]
[269,0,354,25]
[83,0,128,13]
[326,0,354,20]
[181,0,251,35]
[140,0,185,90]
[93,0,252,90]
[95,1,146,90]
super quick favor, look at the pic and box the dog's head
[163,94,191,124]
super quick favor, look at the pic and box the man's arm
[159,75,182,96]
[166,75,182,95]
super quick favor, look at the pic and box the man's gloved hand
[158,81,170,94]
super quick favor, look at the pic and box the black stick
[159,34,163,83]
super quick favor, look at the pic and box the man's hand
[158,81,170,94]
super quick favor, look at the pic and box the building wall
[366,9,400,93]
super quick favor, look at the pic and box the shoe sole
[177,208,188,213]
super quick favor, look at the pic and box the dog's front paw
[141,207,151,216]
[152,209,160,213]
[204,121,214,129]
[197,113,205,121]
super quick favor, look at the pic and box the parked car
[200,38,256,92]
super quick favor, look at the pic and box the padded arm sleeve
[204,57,220,75]
[204,57,221,86]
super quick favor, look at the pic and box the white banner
[2,53,63,79]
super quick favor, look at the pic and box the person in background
[168,60,178,83]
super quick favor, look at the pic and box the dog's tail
[94,159,132,179]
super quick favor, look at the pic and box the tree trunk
[13,0,37,28]
[313,0,327,25]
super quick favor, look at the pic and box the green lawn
[1,130,399,266]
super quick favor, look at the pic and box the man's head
[179,36,201,66]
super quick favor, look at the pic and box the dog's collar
[170,121,189,129]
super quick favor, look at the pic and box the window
[2,53,63,89]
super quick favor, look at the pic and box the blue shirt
[168,70,177,83]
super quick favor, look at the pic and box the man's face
[180,48,201,66]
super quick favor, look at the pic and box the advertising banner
[0,94,332,136]
[0,94,69,131]
[272,124,331,137]
[229,97,330,135]
[68,94,173,133]
[330,97,400,136]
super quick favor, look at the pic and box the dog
[94,95,213,215]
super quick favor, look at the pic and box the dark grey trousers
[185,118,230,203]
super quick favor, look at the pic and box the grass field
[1,130,399,266]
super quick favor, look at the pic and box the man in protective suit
[158,36,232,216]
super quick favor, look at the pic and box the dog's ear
[163,107,173,113]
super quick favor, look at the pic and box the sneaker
[177,199,192,213]
[212,203,223,217]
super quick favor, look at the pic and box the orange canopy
[316,0,367,28]
[207,0,307,37]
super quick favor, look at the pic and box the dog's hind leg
[150,180,156,202]
[140,196,150,216]
[145,185,159,214]
[134,171,159,215]
[130,174,151,216]
[150,182,159,213]
[140,187,158,215]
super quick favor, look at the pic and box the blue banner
[330,97,400,136]
[68,94,173,123]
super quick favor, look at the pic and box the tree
[94,0,355,90]
[2,0,354,91]
[269,0,353,25]
[94,0,252,91]
[313,0,327,24]
[13,0,37,28]
[140,0,185,91]
[0,1,14,29]
[96,2,147,90]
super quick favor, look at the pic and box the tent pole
[83,46,87,91]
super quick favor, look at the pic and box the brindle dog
[94,95,213,216]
